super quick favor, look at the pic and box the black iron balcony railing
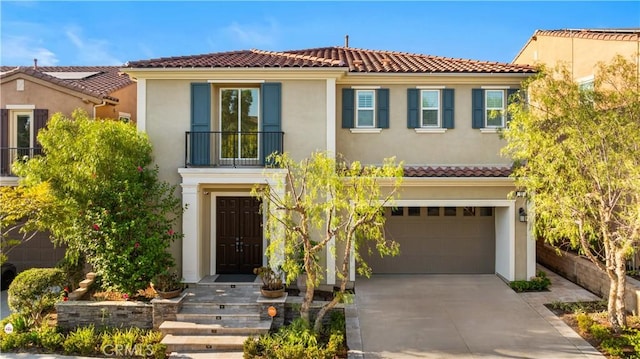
[185,131,284,167]
[0,147,42,177]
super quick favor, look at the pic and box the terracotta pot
[260,287,285,298]
[156,288,183,299]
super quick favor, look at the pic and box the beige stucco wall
[335,82,522,166]
[144,79,328,187]
[281,80,327,162]
[514,35,640,79]
[144,79,191,186]
[1,77,94,116]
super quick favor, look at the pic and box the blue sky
[1,1,638,66]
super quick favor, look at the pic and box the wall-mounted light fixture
[515,190,527,198]
[203,191,210,195]
[519,207,528,223]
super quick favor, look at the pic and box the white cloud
[0,35,59,66]
[64,25,123,65]
[214,18,280,49]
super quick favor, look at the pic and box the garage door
[364,207,495,274]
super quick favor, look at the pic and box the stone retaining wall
[537,240,640,314]
[56,292,187,330]
[56,301,153,330]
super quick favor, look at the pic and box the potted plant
[151,270,184,299]
[253,266,285,298]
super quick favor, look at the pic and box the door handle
[235,238,240,253]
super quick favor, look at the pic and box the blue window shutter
[442,89,454,129]
[190,83,211,166]
[342,88,354,128]
[261,82,282,164]
[407,88,419,128]
[377,89,389,128]
[506,89,518,124]
[33,109,48,151]
[472,89,485,129]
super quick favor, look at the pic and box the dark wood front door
[216,197,263,274]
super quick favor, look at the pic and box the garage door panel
[364,207,495,274]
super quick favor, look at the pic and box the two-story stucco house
[1,65,137,183]
[513,28,640,84]
[122,46,536,285]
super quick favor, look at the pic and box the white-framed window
[421,90,440,127]
[485,90,505,128]
[577,75,595,91]
[356,90,375,128]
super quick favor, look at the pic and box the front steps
[160,282,275,358]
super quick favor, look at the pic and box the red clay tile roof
[0,66,134,102]
[126,47,535,74]
[534,28,640,41]
[404,166,512,178]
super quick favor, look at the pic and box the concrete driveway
[354,274,603,359]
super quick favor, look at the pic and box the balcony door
[219,88,260,163]
[215,196,263,274]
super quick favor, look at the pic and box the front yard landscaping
[548,301,640,358]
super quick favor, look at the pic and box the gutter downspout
[93,100,107,119]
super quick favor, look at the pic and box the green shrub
[600,336,627,356]
[244,318,343,359]
[509,270,551,292]
[12,111,184,295]
[139,330,166,359]
[589,323,611,342]
[37,325,64,352]
[8,268,66,324]
[0,331,37,351]
[1,313,35,333]
[625,328,640,353]
[100,327,141,356]
[63,325,98,355]
[576,312,595,334]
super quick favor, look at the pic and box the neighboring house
[122,46,536,285]
[0,64,136,272]
[514,28,640,268]
[1,65,137,182]
[513,28,640,85]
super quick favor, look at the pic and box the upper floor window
[407,88,454,130]
[485,90,505,128]
[472,88,517,130]
[356,90,375,127]
[342,88,389,131]
[421,90,440,127]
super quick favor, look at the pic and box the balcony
[185,131,284,167]
[1,148,42,177]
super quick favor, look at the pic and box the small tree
[12,109,183,294]
[0,183,67,265]
[253,151,403,331]
[503,55,640,332]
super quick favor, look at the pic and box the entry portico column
[181,183,201,283]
